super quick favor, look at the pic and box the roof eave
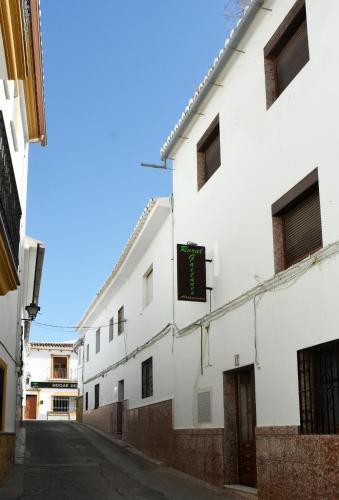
[160,0,263,160]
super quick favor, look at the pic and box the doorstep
[224,485,258,498]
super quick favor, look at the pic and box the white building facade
[78,0,339,497]
[24,342,78,421]
[0,0,46,482]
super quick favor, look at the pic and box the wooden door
[237,367,257,487]
[25,394,37,419]
[117,380,124,434]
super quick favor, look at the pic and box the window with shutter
[109,317,113,341]
[94,384,99,409]
[96,328,100,353]
[272,169,322,272]
[197,116,221,190]
[118,306,124,335]
[264,0,309,108]
[141,357,153,399]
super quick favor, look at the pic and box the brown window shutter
[283,188,322,267]
[276,19,309,95]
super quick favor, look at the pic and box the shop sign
[177,244,206,302]
[30,381,78,389]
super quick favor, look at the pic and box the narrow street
[1,422,238,500]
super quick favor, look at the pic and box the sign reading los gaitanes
[30,381,78,389]
[177,244,206,302]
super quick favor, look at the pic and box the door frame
[223,364,257,487]
[25,393,38,419]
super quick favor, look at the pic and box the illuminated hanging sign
[177,244,206,302]
[30,381,78,389]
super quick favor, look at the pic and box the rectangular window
[53,396,69,413]
[298,339,339,434]
[197,115,221,190]
[85,392,88,411]
[142,357,153,399]
[109,317,114,342]
[272,169,322,273]
[96,328,100,353]
[94,384,100,409]
[118,306,124,335]
[86,344,89,362]
[52,356,67,379]
[143,265,153,307]
[264,0,309,108]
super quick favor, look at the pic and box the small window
[85,392,88,411]
[96,328,100,353]
[272,169,322,273]
[143,265,153,308]
[109,317,114,341]
[86,344,89,362]
[78,348,82,366]
[264,0,309,108]
[94,384,100,409]
[118,306,124,335]
[197,116,221,190]
[142,357,153,399]
[298,339,339,434]
[53,396,69,413]
[118,379,124,402]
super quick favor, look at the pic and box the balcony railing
[49,367,77,380]
[0,112,22,267]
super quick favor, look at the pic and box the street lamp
[25,302,40,321]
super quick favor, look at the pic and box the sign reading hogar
[177,244,206,302]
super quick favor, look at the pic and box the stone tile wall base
[173,429,224,487]
[0,433,15,482]
[256,426,339,499]
[83,401,123,435]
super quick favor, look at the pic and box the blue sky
[27,0,241,341]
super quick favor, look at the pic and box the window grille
[53,396,69,413]
[298,339,339,434]
[142,357,153,399]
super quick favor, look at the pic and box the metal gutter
[160,0,264,160]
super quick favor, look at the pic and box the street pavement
[0,421,240,500]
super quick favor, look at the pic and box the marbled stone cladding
[83,401,123,435]
[0,433,15,482]
[256,426,339,499]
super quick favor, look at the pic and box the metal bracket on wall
[141,158,173,171]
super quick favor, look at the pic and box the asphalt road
[0,421,239,500]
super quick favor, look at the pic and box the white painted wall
[170,0,339,428]
[24,346,78,420]
[79,0,339,434]
[0,25,31,432]
[80,198,174,411]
